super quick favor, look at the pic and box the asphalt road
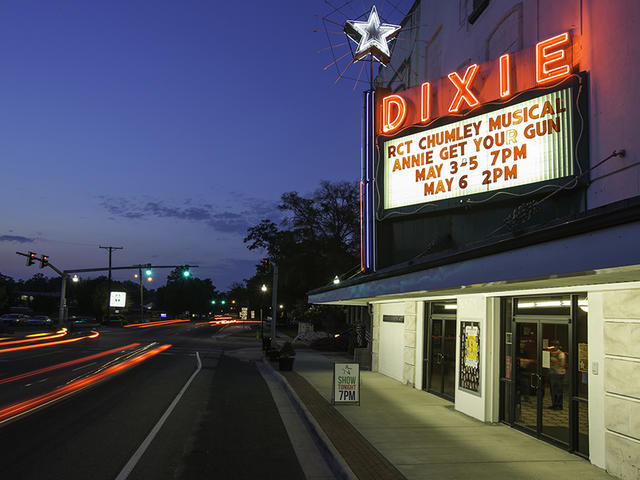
[0,322,307,480]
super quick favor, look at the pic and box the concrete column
[371,304,380,372]
[601,289,640,479]
[403,301,417,387]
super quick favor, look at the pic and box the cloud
[100,196,281,235]
[0,235,35,243]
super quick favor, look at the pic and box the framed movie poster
[459,321,481,394]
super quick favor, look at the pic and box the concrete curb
[260,358,357,480]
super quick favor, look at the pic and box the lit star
[344,6,401,66]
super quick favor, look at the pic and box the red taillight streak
[0,343,140,385]
[0,332,97,354]
[134,320,189,329]
[0,331,67,346]
[0,344,171,423]
[124,319,190,328]
[207,320,261,326]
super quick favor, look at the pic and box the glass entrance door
[514,320,570,446]
[501,295,588,455]
[515,322,538,431]
[423,303,456,401]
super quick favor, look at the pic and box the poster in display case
[459,321,481,394]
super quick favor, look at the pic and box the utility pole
[99,245,123,324]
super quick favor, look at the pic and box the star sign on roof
[344,6,401,66]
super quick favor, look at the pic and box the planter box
[279,357,294,371]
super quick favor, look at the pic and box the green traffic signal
[145,268,152,276]
[221,300,226,305]
[183,269,190,277]
[211,300,216,305]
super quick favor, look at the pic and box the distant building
[309,1,640,478]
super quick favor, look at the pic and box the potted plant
[278,341,296,371]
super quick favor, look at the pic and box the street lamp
[260,284,267,347]
[72,274,79,283]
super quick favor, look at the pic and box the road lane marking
[115,351,202,480]
[72,361,97,372]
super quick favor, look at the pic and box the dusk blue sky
[0,1,413,290]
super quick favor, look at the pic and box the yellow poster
[465,326,478,368]
[578,343,588,373]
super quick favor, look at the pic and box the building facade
[309,1,640,478]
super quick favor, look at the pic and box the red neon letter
[448,64,480,113]
[382,94,407,133]
[420,82,431,122]
[499,53,511,98]
[536,32,571,84]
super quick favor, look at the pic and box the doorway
[500,295,589,456]
[423,302,457,401]
[514,321,570,444]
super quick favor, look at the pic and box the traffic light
[40,255,49,269]
[145,265,152,277]
[182,265,190,278]
[261,258,269,267]
[26,251,36,266]
[211,299,216,305]
[221,300,226,305]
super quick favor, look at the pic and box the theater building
[309,1,640,478]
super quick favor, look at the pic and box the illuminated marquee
[383,88,574,209]
[379,32,574,134]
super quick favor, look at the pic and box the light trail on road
[0,329,68,346]
[0,343,172,424]
[124,319,190,329]
[0,343,141,385]
[0,331,99,354]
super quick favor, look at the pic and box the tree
[155,268,219,316]
[243,180,360,328]
[0,274,17,312]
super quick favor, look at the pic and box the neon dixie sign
[379,32,579,210]
[379,32,574,134]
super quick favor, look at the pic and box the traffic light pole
[139,266,143,324]
[16,252,198,326]
[58,274,67,327]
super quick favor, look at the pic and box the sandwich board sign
[332,362,360,405]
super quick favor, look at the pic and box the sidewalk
[265,348,613,480]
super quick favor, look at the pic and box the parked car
[0,313,29,325]
[27,315,53,327]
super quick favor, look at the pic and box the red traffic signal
[40,255,49,268]
[261,258,269,266]
[26,251,36,266]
